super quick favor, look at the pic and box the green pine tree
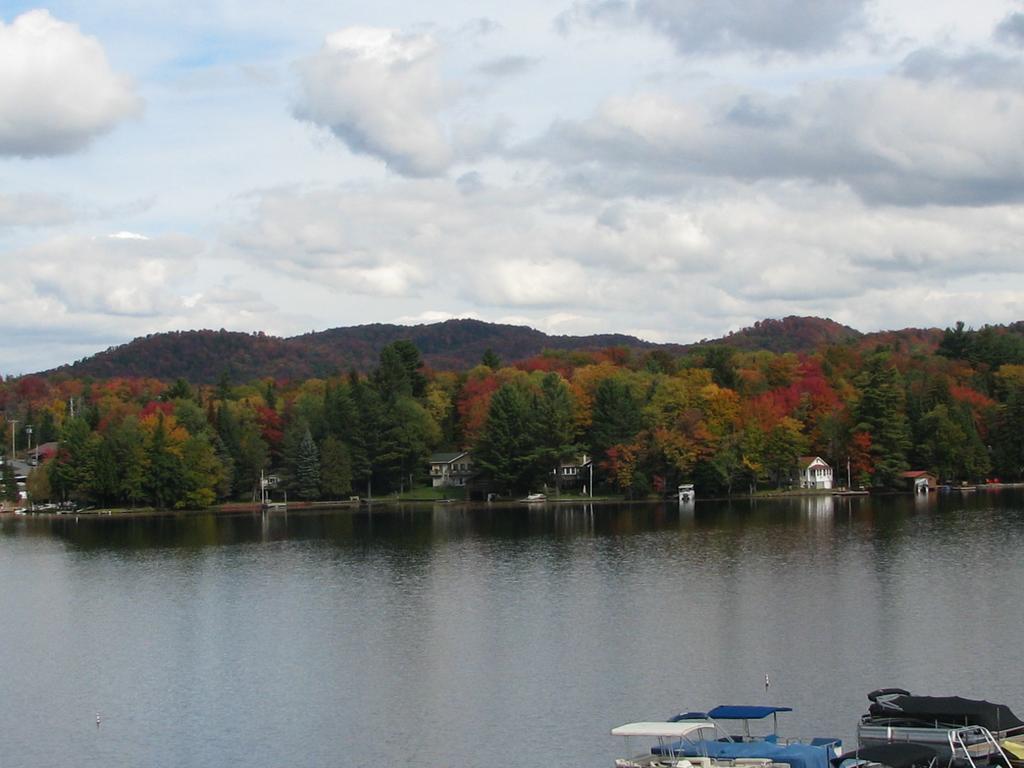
[319,435,352,499]
[854,351,911,486]
[296,427,321,500]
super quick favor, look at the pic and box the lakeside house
[797,456,833,489]
[555,453,591,491]
[429,451,473,488]
[900,470,937,494]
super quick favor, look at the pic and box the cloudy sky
[2,1,1024,374]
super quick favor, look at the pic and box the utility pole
[10,420,17,458]
[26,426,33,465]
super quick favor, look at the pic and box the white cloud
[229,172,1024,346]
[533,74,1024,206]
[0,230,284,373]
[0,10,142,157]
[5,1,1024,373]
[294,27,454,177]
[20,233,200,316]
[474,258,592,307]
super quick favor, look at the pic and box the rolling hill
[39,315,927,384]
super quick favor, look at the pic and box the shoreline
[4,482,1022,519]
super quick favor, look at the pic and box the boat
[678,484,695,502]
[612,706,842,768]
[832,743,940,768]
[857,689,1024,768]
[611,720,724,768]
[521,493,546,502]
[612,719,797,768]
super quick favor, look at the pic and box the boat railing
[947,726,1011,768]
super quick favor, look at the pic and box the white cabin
[797,456,833,490]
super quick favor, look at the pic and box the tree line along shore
[2,322,1022,511]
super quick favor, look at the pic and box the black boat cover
[832,744,938,768]
[867,695,1024,732]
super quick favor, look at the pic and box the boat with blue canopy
[612,706,842,768]
[671,706,796,741]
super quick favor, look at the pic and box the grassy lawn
[397,485,467,501]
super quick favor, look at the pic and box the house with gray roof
[429,451,473,488]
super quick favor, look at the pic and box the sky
[2,0,1024,374]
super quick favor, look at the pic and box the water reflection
[2,492,1023,768]
[6,490,1017,553]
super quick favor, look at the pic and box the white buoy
[96,712,101,727]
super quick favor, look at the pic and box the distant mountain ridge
[40,315,937,384]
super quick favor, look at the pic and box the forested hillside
[5,319,1024,510]
[43,319,678,383]
[41,316,869,384]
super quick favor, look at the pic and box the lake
[2,491,1023,768]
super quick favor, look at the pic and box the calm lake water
[2,491,1024,768]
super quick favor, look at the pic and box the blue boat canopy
[709,706,794,720]
[656,739,834,768]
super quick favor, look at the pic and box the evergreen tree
[588,376,643,459]
[38,409,57,443]
[295,427,321,500]
[320,435,352,498]
[111,417,148,508]
[323,381,357,441]
[481,348,501,370]
[475,383,535,494]
[347,373,381,496]
[373,340,427,402]
[991,385,1024,479]
[528,373,578,491]
[917,403,990,482]
[700,345,739,389]
[854,352,911,486]
[48,416,92,502]
[88,432,120,504]
[162,378,193,402]
[144,415,185,508]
